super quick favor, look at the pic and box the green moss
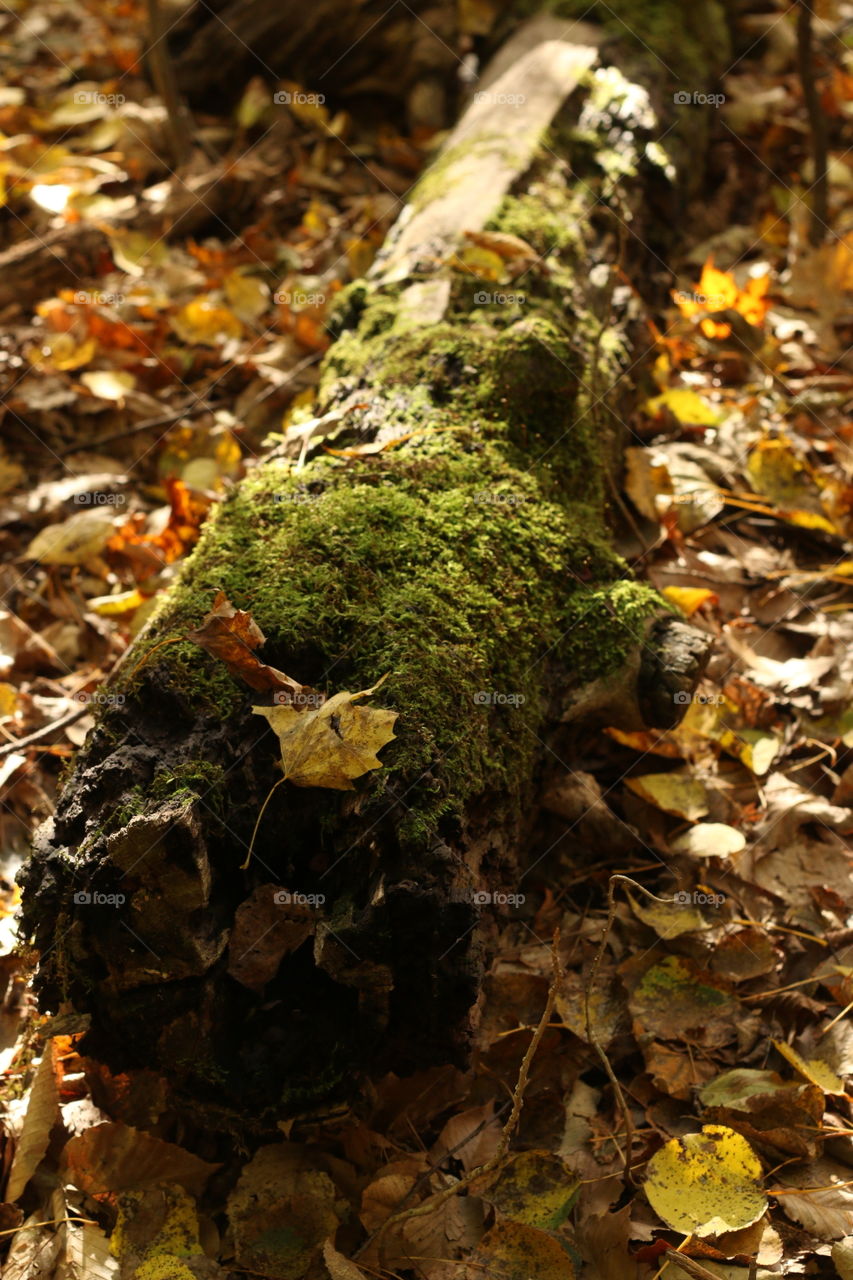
[118,303,654,844]
[526,0,730,85]
[110,129,670,850]
[488,189,583,258]
[562,581,663,679]
[149,761,226,809]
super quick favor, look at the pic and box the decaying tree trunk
[21,13,718,1128]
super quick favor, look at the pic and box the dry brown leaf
[6,1039,59,1202]
[776,1159,853,1239]
[227,884,315,991]
[187,591,313,697]
[228,1143,347,1278]
[323,1239,368,1280]
[431,1102,500,1173]
[576,1205,636,1280]
[26,511,114,567]
[62,1122,218,1196]
[628,955,739,1049]
[465,1220,575,1280]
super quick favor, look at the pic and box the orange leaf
[187,591,322,700]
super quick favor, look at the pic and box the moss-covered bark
[21,19,712,1127]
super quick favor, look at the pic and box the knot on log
[637,618,713,730]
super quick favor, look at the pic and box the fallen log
[0,169,251,316]
[21,14,715,1128]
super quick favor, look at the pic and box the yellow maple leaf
[673,257,770,339]
[253,679,397,790]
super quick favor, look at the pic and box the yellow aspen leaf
[476,1151,580,1229]
[624,771,710,821]
[773,1041,846,1096]
[628,891,708,939]
[87,588,148,616]
[25,333,97,371]
[451,244,507,281]
[224,270,270,323]
[717,726,780,776]
[644,1125,767,1237]
[603,726,682,757]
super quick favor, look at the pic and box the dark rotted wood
[167,0,461,125]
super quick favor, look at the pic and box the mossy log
[21,22,714,1127]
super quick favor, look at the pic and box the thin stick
[585,873,671,1184]
[145,0,193,169]
[357,932,564,1257]
[242,774,287,870]
[0,1216,98,1239]
[0,705,88,758]
[797,0,828,244]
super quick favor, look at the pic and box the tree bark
[21,13,717,1129]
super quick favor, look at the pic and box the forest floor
[0,1,853,1277]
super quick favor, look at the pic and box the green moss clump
[116,286,657,846]
[562,580,663,679]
